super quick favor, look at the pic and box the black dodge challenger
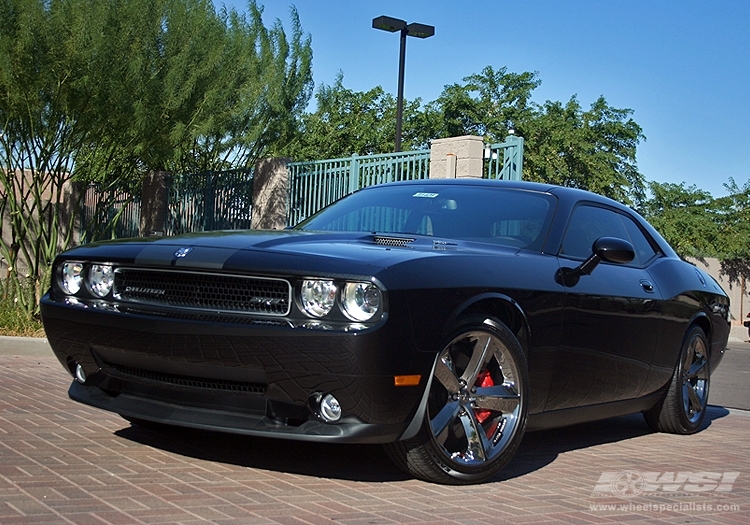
[41,179,730,484]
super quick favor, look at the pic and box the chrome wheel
[681,331,709,425]
[384,315,528,484]
[429,328,523,466]
[644,326,710,434]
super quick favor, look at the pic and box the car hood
[59,229,523,284]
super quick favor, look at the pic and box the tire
[385,315,528,484]
[644,326,710,434]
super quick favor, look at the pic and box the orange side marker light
[394,374,421,387]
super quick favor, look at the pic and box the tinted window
[561,204,658,265]
[296,184,557,250]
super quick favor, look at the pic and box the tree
[0,0,313,314]
[285,74,432,160]
[523,96,645,206]
[430,66,646,205]
[714,179,750,292]
[640,181,720,258]
[432,65,540,140]
[76,0,313,180]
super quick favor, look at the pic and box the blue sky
[217,0,750,198]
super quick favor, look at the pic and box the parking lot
[1,340,749,524]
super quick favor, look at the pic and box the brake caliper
[474,370,494,423]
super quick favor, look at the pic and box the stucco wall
[689,257,749,328]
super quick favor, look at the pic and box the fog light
[75,364,86,383]
[319,394,342,422]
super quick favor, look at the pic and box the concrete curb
[0,335,52,356]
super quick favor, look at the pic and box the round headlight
[60,262,84,295]
[341,282,382,322]
[301,279,337,318]
[88,264,114,297]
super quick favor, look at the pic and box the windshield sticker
[413,192,439,198]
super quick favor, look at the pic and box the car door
[544,203,663,411]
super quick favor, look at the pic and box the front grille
[373,236,415,247]
[114,269,291,316]
[105,362,267,394]
[124,306,294,327]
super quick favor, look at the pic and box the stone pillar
[140,171,170,237]
[60,180,85,247]
[251,158,290,230]
[429,135,484,179]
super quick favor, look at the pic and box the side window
[561,205,658,265]
[621,215,658,264]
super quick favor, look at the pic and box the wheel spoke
[461,335,491,386]
[434,355,461,394]
[493,347,516,384]
[683,340,697,370]
[684,382,703,414]
[457,409,490,462]
[473,384,520,413]
[430,400,462,442]
[686,357,707,380]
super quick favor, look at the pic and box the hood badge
[174,247,193,258]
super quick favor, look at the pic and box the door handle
[640,280,654,293]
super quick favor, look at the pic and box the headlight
[301,279,337,318]
[60,262,84,295]
[88,264,114,297]
[341,282,382,322]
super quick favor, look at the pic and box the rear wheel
[386,316,528,484]
[644,326,710,434]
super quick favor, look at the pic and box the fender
[448,291,533,348]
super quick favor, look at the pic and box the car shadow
[114,405,731,484]
[490,405,730,483]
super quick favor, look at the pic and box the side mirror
[557,237,635,287]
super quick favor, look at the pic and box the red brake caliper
[474,370,494,423]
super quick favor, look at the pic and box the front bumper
[41,293,433,444]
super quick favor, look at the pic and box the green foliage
[292,65,646,205]
[432,66,540,140]
[284,74,431,160]
[0,0,313,314]
[640,182,719,258]
[714,179,750,288]
[0,278,45,337]
[74,0,313,179]
[640,179,750,289]
[523,96,645,206]
[430,66,645,205]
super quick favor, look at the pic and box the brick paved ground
[1,353,749,525]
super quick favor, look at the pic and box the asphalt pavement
[711,337,750,410]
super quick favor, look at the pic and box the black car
[41,179,730,484]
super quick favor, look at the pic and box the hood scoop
[372,235,415,248]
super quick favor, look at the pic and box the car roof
[363,178,623,209]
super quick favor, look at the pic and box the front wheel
[644,326,710,434]
[386,316,528,484]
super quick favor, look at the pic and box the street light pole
[372,16,434,152]
[396,27,407,153]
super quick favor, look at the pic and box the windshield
[295,183,556,251]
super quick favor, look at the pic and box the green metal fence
[287,149,430,226]
[81,183,141,243]
[81,168,254,242]
[166,168,254,235]
[485,135,524,180]
[81,137,523,240]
